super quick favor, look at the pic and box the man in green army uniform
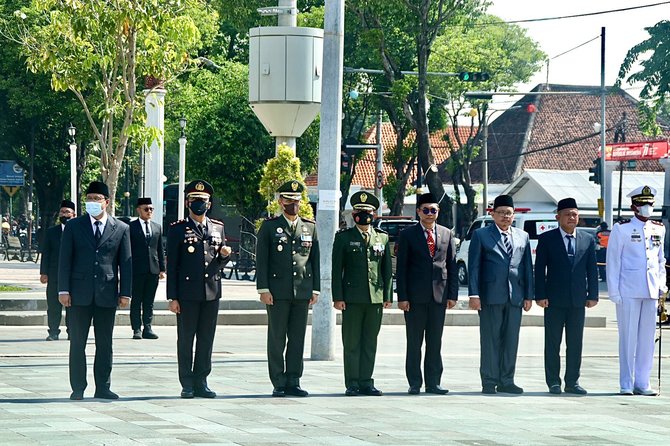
[256,180,320,397]
[332,191,392,396]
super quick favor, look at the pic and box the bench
[3,235,24,261]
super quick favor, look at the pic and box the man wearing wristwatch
[166,180,231,399]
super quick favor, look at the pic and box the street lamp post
[178,117,187,220]
[614,112,627,221]
[67,124,77,215]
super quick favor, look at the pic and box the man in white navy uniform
[606,185,666,396]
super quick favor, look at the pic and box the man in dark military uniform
[167,180,232,399]
[256,180,320,397]
[332,191,392,396]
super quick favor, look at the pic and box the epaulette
[651,220,663,226]
[374,227,388,234]
[171,219,187,226]
[336,227,350,233]
[618,219,631,224]
[265,216,280,221]
[210,218,224,226]
[301,217,315,224]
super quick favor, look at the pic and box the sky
[487,0,669,100]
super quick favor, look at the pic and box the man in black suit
[40,200,75,341]
[58,181,132,400]
[167,180,231,399]
[535,197,598,395]
[468,194,534,395]
[396,192,458,395]
[129,197,165,340]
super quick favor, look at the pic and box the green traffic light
[462,73,470,81]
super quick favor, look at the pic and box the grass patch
[0,284,29,292]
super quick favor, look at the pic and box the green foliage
[258,145,313,220]
[617,20,670,135]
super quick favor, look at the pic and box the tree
[5,0,217,213]
[429,14,545,231]
[617,20,670,136]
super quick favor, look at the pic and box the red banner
[604,140,668,161]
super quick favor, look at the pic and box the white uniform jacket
[606,217,667,301]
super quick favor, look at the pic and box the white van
[455,210,599,285]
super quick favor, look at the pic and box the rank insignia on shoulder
[618,219,631,224]
[265,216,280,221]
[651,220,663,226]
[301,217,315,224]
[210,218,224,226]
[171,219,187,226]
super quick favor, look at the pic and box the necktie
[566,234,575,257]
[94,221,102,244]
[426,229,435,257]
[144,221,151,244]
[502,232,513,257]
[362,231,369,246]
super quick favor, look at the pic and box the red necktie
[426,229,435,257]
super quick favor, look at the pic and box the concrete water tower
[249,0,323,154]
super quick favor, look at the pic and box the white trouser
[616,298,657,391]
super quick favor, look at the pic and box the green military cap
[277,180,305,200]
[350,190,379,211]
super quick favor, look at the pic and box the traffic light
[341,151,352,176]
[588,158,601,184]
[458,72,490,82]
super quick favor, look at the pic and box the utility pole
[311,0,344,361]
[600,27,611,227]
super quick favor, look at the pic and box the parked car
[373,216,418,276]
[455,210,598,286]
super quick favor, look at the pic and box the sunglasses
[141,207,154,212]
[420,208,438,215]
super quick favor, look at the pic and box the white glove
[609,295,622,305]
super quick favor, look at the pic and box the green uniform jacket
[256,216,320,300]
[332,227,393,304]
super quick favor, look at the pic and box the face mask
[637,205,653,218]
[85,201,104,217]
[59,216,71,225]
[282,203,299,216]
[189,200,208,216]
[354,211,374,226]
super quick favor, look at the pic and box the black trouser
[544,305,585,388]
[342,303,383,389]
[266,299,309,389]
[130,273,159,330]
[46,283,68,336]
[403,300,446,388]
[176,299,219,390]
[68,304,116,392]
[479,301,522,387]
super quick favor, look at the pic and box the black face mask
[354,211,374,226]
[59,216,71,225]
[189,200,208,216]
[283,203,299,216]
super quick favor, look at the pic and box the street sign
[0,161,25,186]
[2,186,20,197]
[604,140,668,161]
[376,170,384,190]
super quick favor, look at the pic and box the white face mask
[85,201,104,217]
[637,205,653,218]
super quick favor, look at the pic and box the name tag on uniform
[349,241,361,247]
[631,232,642,242]
[301,234,312,242]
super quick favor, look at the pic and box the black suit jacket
[58,214,132,308]
[129,219,165,275]
[534,228,598,307]
[396,223,458,304]
[40,224,63,278]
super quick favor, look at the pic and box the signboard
[0,161,25,186]
[536,221,558,235]
[604,140,668,161]
[375,170,384,190]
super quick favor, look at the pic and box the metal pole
[482,105,489,213]
[600,27,610,227]
[311,0,344,361]
[124,157,130,217]
[278,0,297,27]
[178,134,187,221]
[27,125,35,261]
[375,110,383,216]
[69,142,77,215]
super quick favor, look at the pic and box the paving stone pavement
[2,261,670,444]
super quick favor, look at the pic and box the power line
[550,35,600,60]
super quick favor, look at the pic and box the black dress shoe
[549,384,562,395]
[285,386,308,397]
[272,387,286,397]
[142,326,159,340]
[94,389,119,400]
[425,385,449,395]
[482,385,497,394]
[181,388,194,398]
[70,391,84,400]
[194,386,216,398]
[408,386,420,395]
[564,385,587,395]
[359,386,383,396]
[132,329,142,340]
[498,383,523,394]
[46,334,59,341]
[345,387,359,396]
